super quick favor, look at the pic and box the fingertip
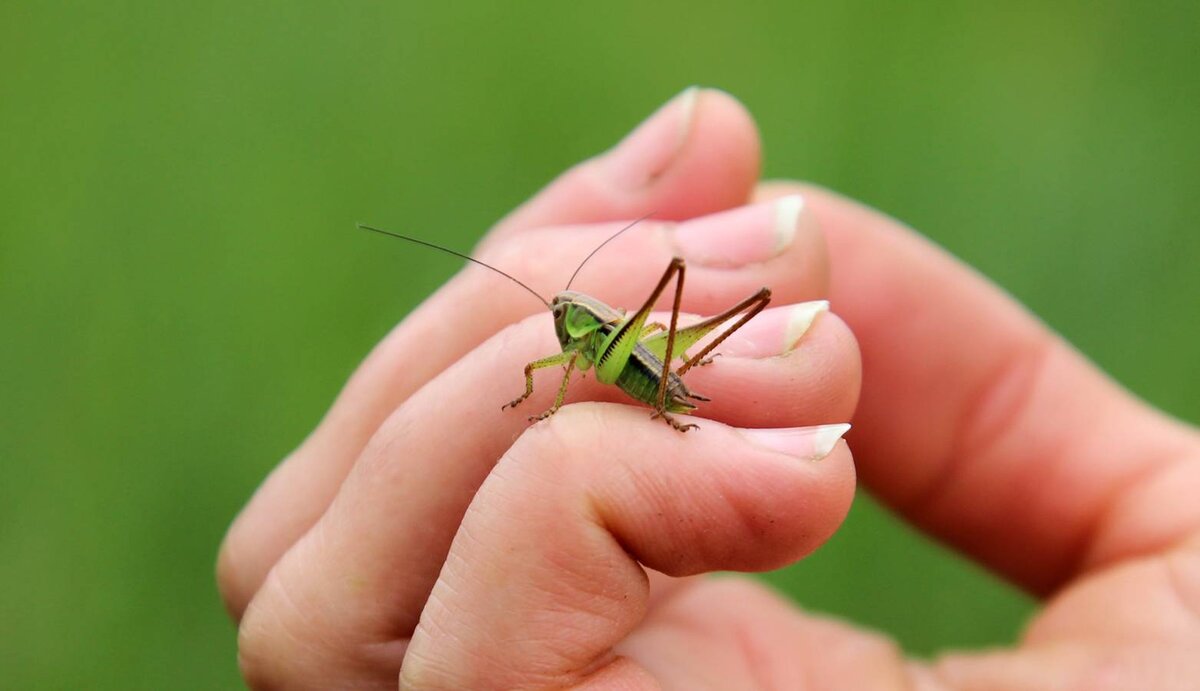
[492,89,762,238]
[657,87,761,217]
[689,87,762,172]
[404,406,857,687]
[682,306,862,428]
[754,180,895,241]
[564,408,856,575]
[215,536,247,620]
[592,86,761,214]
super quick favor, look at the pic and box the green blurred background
[3,2,1197,688]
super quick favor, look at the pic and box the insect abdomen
[616,345,696,414]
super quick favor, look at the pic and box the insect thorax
[551,291,623,352]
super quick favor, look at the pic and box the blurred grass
[2,2,1197,688]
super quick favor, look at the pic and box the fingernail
[602,87,699,187]
[783,299,829,352]
[740,423,851,461]
[717,301,830,358]
[671,194,809,268]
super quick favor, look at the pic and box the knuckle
[215,537,250,619]
[477,234,558,296]
[235,565,334,690]
[491,314,542,350]
[498,404,604,483]
[485,314,556,364]
[901,335,1057,514]
[236,602,290,689]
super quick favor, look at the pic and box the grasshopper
[359,219,771,432]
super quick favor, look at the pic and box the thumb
[400,405,855,689]
[757,182,1200,595]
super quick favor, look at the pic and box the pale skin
[218,90,1200,689]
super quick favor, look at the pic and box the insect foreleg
[530,351,580,422]
[503,351,576,411]
[640,322,667,338]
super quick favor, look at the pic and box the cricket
[359,219,771,432]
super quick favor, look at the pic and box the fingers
[624,579,914,691]
[929,545,1200,690]
[485,87,761,243]
[398,406,856,690]
[235,300,859,689]
[219,191,826,618]
[932,643,1200,691]
[756,181,1200,594]
[218,88,763,618]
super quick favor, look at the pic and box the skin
[218,89,1200,689]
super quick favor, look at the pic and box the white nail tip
[674,87,699,149]
[740,422,851,461]
[784,299,829,352]
[806,423,852,460]
[772,194,805,254]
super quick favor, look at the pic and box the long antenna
[357,224,552,310]
[564,213,655,291]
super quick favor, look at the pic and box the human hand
[752,179,1200,690]
[218,89,1200,689]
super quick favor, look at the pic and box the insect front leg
[502,352,575,411]
[640,322,667,338]
[530,351,580,423]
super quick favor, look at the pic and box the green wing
[594,308,651,384]
[595,258,684,385]
[640,313,736,362]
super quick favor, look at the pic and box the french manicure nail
[772,194,804,254]
[740,423,851,461]
[671,194,809,268]
[602,87,698,187]
[784,299,829,353]
[717,300,830,358]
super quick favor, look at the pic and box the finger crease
[1166,547,1200,630]
[1080,449,1200,577]
[898,335,1055,519]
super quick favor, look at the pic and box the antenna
[564,213,655,291]
[357,224,552,310]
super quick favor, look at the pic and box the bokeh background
[3,2,1198,688]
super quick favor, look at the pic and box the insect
[359,219,771,432]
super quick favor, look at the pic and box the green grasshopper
[359,219,771,432]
